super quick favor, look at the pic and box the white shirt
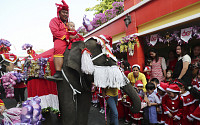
[178,54,191,64]
[148,92,161,104]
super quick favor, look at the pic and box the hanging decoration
[149,34,158,46]
[113,35,139,56]
[145,25,200,46]
[180,27,193,43]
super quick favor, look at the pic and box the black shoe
[46,73,63,81]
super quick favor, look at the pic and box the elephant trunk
[121,84,141,113]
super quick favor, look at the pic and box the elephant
[56,38,141,125]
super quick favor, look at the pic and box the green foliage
[86,0,124,14]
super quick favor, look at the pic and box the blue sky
[0,0,99,56]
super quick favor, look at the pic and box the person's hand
[144,95,149,103]
[147,103,151,106]
[173,116,178,121]
[75,34,79,39]
[168,113,173,118]
[156,107,161,112]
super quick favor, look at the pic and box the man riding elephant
[48,0,79,81]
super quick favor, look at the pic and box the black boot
[47,71,63,81]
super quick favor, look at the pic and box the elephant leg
[57,80,76,125]
[77,91,92,125]
[121,84,141,113]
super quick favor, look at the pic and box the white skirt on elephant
[94,65,129,89]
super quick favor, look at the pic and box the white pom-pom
[81,49,94,75]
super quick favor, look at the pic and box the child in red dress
[129,80,146,125]
[175,80,198,125]
[143,59,152,82]
[162,83,182,125]
[188,104,200,125]
[156,82,168,124]
[164,70,173,83]
[66,22,84,49]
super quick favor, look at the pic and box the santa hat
[56,0,69,17]
[99,35,113,47]
[135,80,143,87]
[132,64,140,70]
[157,82,168,92]
[166,84,180,93]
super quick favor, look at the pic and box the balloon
[83,15,93,32]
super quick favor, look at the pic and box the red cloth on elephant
[67,31,84,49]
[27,49,59,110]
[14,82,26,88]
[49,17,68,57]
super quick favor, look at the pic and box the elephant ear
[65,41,85,74]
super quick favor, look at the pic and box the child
[156,82,168,124]
[144,82,160,125]
[192,69,200,90]
[150,78,159,94]
[162,83,182,125]
[144,59,152,82]
[165,70,173,83]
[67,22,84,49]
[91,84,98,108]
[188,104,200,125]
[176,80,198,125]
[129,80,146,125]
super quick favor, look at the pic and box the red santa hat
[157,82,168,92]
[99,35,113,47]
[135,80,143,87]
[166,84,180,93]
[56,0,69,17]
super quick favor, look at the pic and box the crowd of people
[91,44,200,125]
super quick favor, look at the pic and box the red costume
[157,93,167,124]
[49,0,69,57]
[129,95,143,122]
[180,91,198,125]
[162,94,182,125]
[49,17,68,57]
[156,82,169,124]
[188,104,200,125]
[67,31,84,49]
[144,66,151,80]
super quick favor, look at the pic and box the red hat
[135,80,143,87]
[166,84,180,93]
[56,0,69,17]
[157,82,168,92]
[99,35,113,47]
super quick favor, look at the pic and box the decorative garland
[145,26,200,46]
[22,43,33,50]
[113,35,139,56]
[0,39,11,53]
[22,57,50,81]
